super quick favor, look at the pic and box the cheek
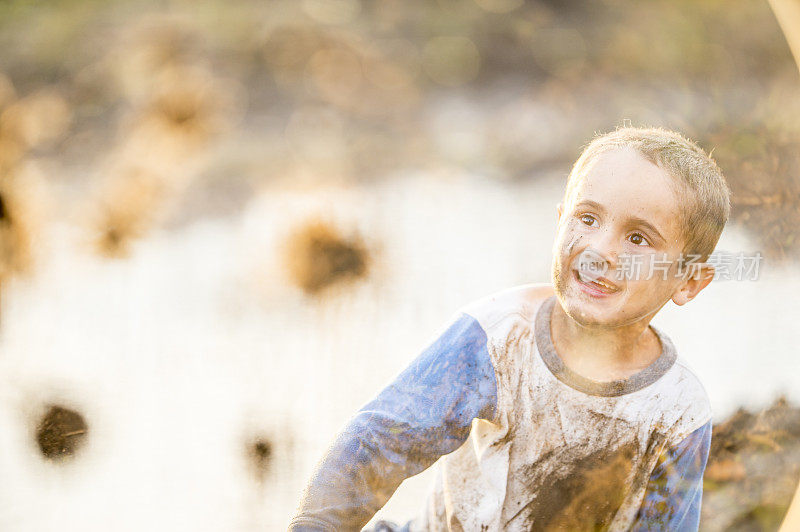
[565,234,582,257]
[556,221,584,255]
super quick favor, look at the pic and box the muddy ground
[702,397,800,531]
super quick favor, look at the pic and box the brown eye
[580,214,596,226]
[629,233,649,246]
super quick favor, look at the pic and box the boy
[289,127,730,531]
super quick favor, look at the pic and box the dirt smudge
[509,438,639,530]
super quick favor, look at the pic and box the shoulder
[455,283,553,425]
[458,283,554,335]
[672,357,712,420]
[651,353,713,441]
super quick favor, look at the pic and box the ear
[671,263,715,306]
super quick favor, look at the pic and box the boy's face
[552,147,709,329]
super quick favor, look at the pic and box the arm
[289,312,498,531]
[631,421,712,532]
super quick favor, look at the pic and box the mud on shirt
[290,284,712,532]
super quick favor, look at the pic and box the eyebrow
[574,200,605,213]
[628,216,666,244]
[574,200,667,243]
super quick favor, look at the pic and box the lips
[574,269,621,294]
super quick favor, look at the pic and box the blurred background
[0,0,798,530]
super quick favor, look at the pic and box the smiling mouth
[574,269,621,294]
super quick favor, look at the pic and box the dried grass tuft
[92,166,167,258]
[0,171,38,281]
[88,62,237,257]
[283,218,369,296]
[246,436,273,483]
[131,66,233,154]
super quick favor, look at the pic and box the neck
[550,301,660,377]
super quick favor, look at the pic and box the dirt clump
[35,404,89,461]
[283,218,369,296]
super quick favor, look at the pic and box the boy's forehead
[584,147,663,181]
[573,148,675,201]
[569,148,684,231]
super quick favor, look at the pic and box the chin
[557,294,625,329]
[560,286,672,331]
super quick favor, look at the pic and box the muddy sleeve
[288,312,498,532]
[630,420,712,532]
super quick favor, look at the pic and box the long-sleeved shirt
[290,284,713,531]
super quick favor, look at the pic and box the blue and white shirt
[290,284,712,531]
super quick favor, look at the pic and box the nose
[586,227,620,270]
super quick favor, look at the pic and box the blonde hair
[564,126,731,262]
